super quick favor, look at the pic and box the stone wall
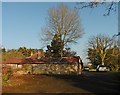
[22,63,82,75]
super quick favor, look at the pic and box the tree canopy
[41,3,84,57]
[87,34,120,71]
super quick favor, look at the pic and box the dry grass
[2,74,90,93]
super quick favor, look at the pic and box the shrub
[22,64,33,74]
[2,66,13,84]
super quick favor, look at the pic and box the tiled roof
[4,56,81,64]
[29,53,39,59]
[21,58,46,64]
[5,58,23,64]
[60,56,79,64]
[5,58,47,64]
[29,51,44,59]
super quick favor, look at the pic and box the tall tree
[88,34,117,65]
[105,46,120,71]
[87,48,101,66]
[45,34,63,58]
[51,34,62,57]
[41,3,84,57]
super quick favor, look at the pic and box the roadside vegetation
[2,66,13,84]
[2,47,44,63]
[87,34,120,71]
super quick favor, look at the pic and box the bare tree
[75,0,117,16]
[88,34,117,65]
[41,4,84,57]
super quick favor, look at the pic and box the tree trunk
[101,53,106,65]
[60,46,63,57]
[101,49,106,65]
[60,37,64,57]
[101,58,104,65]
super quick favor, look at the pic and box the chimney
[31,52,33,56]
[37,50,41,59]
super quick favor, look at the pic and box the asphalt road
[79,71,120,93]
[40,71,120,94]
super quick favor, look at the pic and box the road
[80,71,120,93]
[46,71,120,93]
[2,71,120,94]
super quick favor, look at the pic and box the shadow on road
[2,72,120,94]
[45,72,120,94]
